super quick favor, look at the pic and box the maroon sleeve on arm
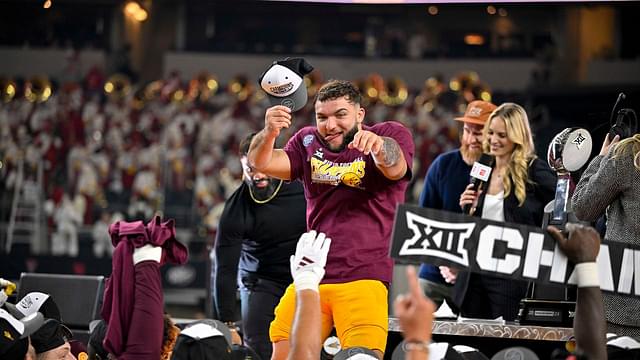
[119,261,164,360]
[283,128,306,181]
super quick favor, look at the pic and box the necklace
[248,179,284,204]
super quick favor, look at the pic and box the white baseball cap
[258,57,314,112]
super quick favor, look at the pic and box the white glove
[133,244,162,265]
[290,230,331,292]
[0,290,7,307]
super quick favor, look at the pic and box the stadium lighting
[464,34,485,45]
[124,1,148,22]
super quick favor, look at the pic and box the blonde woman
[572,132,640,337]
[451,102,556,321]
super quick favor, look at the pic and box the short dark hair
[239,132,257,156]
[315,79,362,105]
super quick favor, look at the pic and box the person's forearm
[575,287,607,359]
[212,242,241,321]
[214,269,239,321]
[122,262,163,359]
[248,129,277,171]
[402,339,430,360]
[287,289,322,360]
[572,155,615,221]
[372,137,407,180]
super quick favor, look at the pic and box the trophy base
[517,299,575,328]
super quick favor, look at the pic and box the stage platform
[387,317,572,359]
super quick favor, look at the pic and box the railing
[4,157,46,254]
[5,156,24,253]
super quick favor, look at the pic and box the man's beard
[460,143,483,164]
[248,178,280,202]
[327,124,359,152]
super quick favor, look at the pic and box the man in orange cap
[417,100,497,309]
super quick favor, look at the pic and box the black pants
[240,275,288,360]
[460,273,528,321]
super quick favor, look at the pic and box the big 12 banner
[390,204,640,298]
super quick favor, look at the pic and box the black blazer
[453,157,557,308]
[475,157,556,227]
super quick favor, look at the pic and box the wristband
[402,340,430,353]
[293,271,322,292]
[224,321,240,332]
[575,262,599,288]
[133,244,162,265]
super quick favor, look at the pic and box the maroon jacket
[101,216,188,358]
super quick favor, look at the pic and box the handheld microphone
[463,153,494,214]
[609,92,626,127]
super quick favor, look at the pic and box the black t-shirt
[213,180,307,321]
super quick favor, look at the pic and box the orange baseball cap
[454,100,497,125]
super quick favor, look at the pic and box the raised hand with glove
[290,230,331,292]
[286,230,332,360]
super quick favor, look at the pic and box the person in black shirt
[212,133,307,360]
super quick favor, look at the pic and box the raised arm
[374,136,409,180]
[247,105,293,180]
[123,246,165,359]
[572,134,622,221]
[349,132,408,181]
[394,266,436,360]
[287,231,332,360]
[548,223,606,360]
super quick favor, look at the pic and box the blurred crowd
[0,68,476,257]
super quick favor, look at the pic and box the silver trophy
[544,127,593,228]
[519,127,594,319]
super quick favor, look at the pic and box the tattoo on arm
[377,137,401,168]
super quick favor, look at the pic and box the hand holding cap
[258,58,314,112]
